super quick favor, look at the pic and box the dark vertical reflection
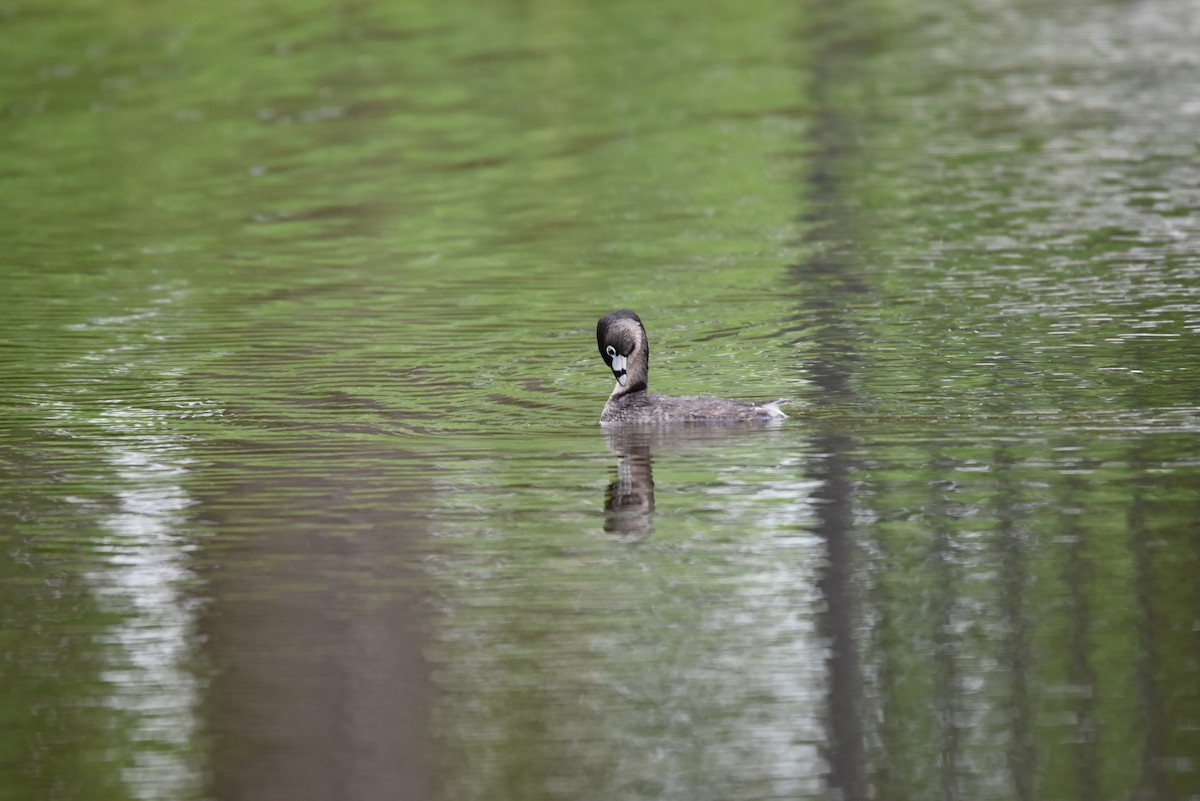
[195,443,436,801]
[993,445,1035,801]
[928,463,963,801]
[809,432,866,801]
[791,9,877,800]
[1128,468,1168,801]
[1060,467,1100,801]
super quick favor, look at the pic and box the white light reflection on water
[427,435,831,799]
[91,405,204,801]
[60,289,209,801]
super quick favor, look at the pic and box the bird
[595,309,787,425]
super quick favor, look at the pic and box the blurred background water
[2,0,1198,799]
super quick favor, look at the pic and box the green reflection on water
[3,0,1200,799]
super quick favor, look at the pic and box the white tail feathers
[760,400,788,419]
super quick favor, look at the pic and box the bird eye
[606,345,616,357]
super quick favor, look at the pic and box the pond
[2,0,1198,799]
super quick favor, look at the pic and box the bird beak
[612,354,627,386]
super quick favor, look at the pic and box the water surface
[2,0,1199,800]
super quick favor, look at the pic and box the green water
[2,0,1199,799]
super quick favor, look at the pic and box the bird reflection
[601,425,784,537]
[603,428,656,536]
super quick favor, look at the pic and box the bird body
[595,310,787,426]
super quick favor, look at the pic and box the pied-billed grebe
[596,309,787,425]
